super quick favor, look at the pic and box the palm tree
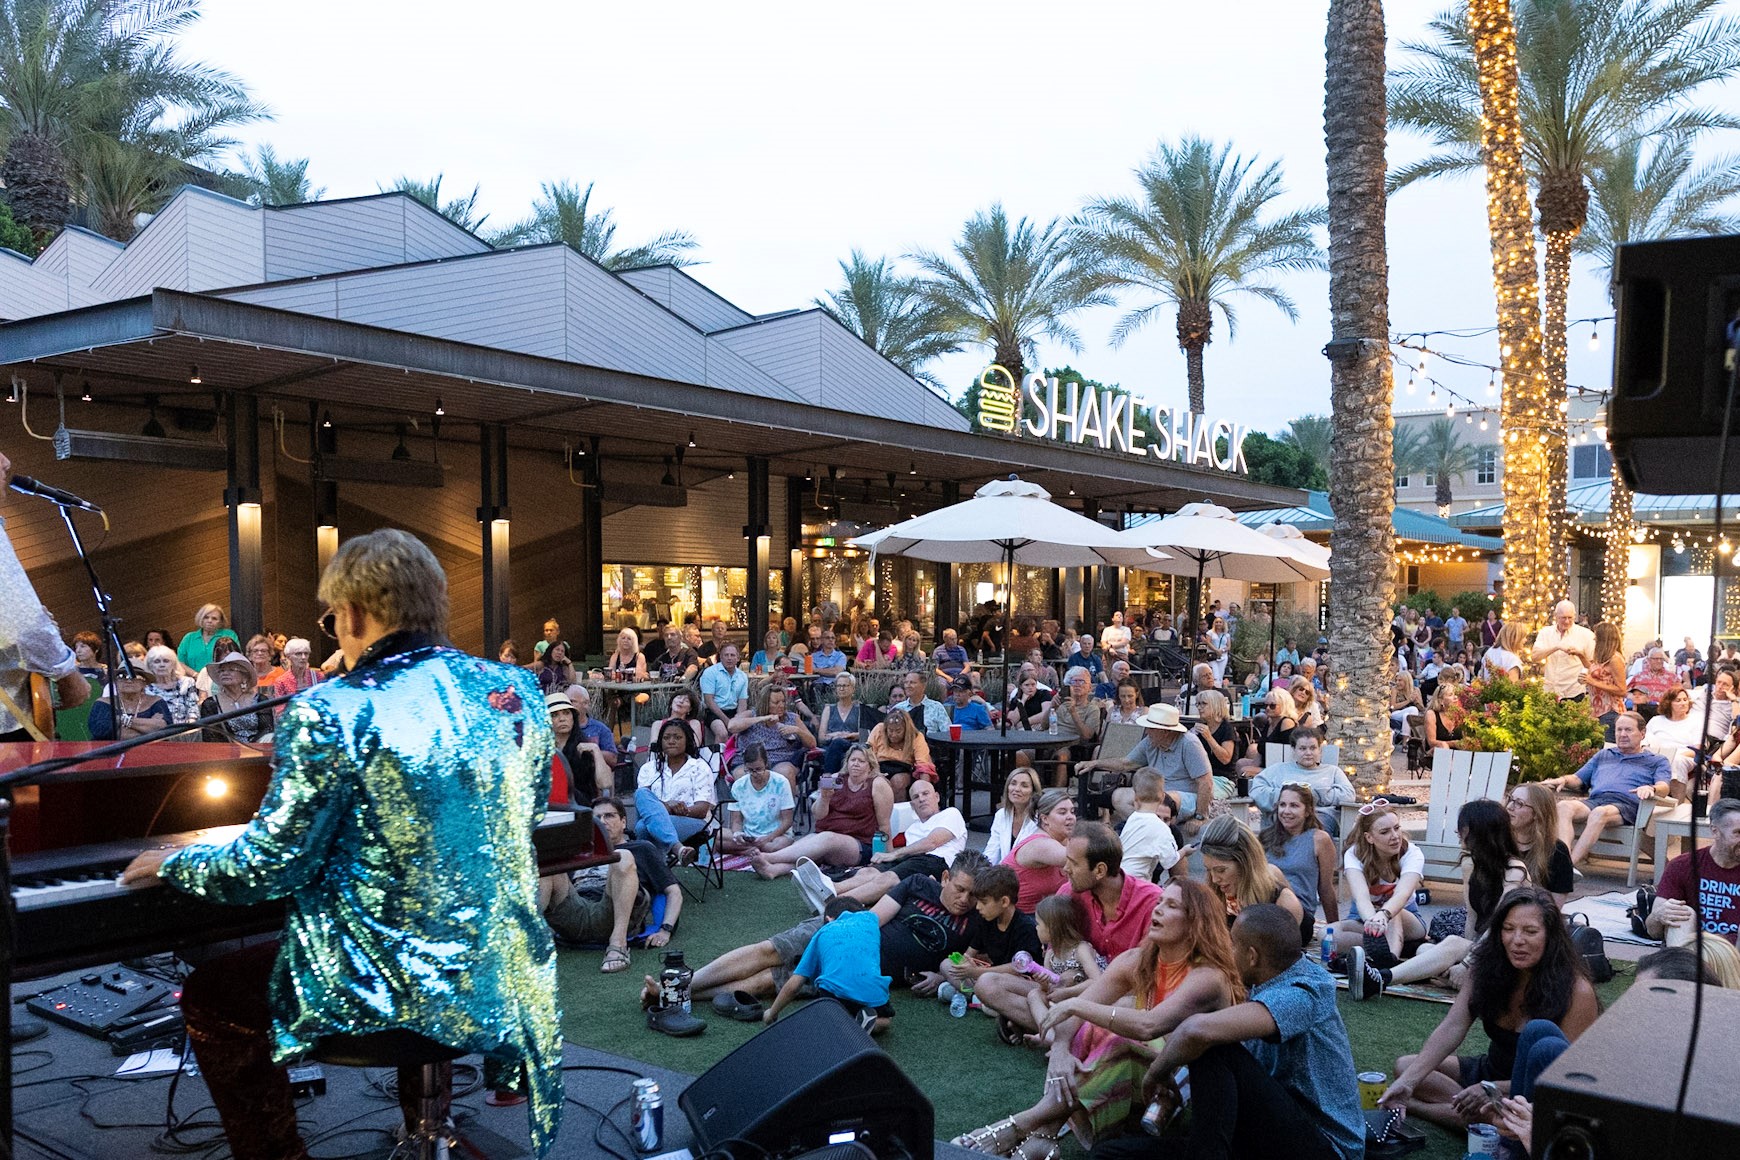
[815,250,958,385]
[1073,138,1326,413]
[382,174,487,232]
[1278,414,1333,479]
[1391,0,1740,617]
[907,203,1111,390]
[1576,133,1740,280]
[0,0,264,243]
[239,144,322,206]
[1416,418,1482,511]
[489,180,697,269]
[1324,0,1398,792]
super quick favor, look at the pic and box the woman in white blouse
[1644,685,1704,785]
[984,765,1043,865]
[634,719,717,859]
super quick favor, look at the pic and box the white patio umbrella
[1250,522,1333,676]
[852,475,1152,733]
[1110,503,1327,709]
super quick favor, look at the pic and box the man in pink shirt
[969,822,1161,1040]
[1059,822,1164,959]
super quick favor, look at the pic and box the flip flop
[601,944,631,974]
[711,989,765,1022]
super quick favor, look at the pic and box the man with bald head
[1533,600,1595,701]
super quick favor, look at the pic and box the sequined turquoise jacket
[162,634,563,1155]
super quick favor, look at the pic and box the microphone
[6,474,103,513]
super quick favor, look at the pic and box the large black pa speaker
[678,999,934,1160]
[1607,233,1740,494]
[1533,979,1740,1157]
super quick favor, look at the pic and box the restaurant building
[0,186,1303,656]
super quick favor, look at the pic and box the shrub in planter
[1457,675,1604,784]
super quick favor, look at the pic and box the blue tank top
[1267,829,1321,917]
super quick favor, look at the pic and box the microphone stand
[55,502,135,712]
[0,692,296,1150]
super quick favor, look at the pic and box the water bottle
[1321,928,1337,966]
[1048,707,1058,736]
[872,831,887,854]
[658,950,693,1014]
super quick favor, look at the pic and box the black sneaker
[1325,951,1350,976]
[1352,955,1388,1002]
[1345,945,1365,985]
[855,1006,879,1034]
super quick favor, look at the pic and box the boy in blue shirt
[764,897,893,1034]
[947,676,992,731]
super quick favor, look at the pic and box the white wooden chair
[1362,748,1510,882]
[1584,795,1656,886]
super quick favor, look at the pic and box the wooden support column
[935,481,960,639]
[745,457,771,650]
[225,393,263,643]
[578,436,604,658]
[784,475,804,624]
[478,423,510,653]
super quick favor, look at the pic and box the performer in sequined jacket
[122,528,562,1159]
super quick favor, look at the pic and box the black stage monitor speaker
[679,999,934,1160]
[1608,233,1740,494]
[1533,978,1740,1157]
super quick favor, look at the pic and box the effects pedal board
[27,967,177,1036]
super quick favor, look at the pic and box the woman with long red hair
[953,878,1242,1158]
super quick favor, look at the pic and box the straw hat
[204,654,257,693]
[544,691,577,716]
[1135,703,1189,733]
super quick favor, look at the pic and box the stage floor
[12,963,973,1159]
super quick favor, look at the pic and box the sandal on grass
[952,1117,1020,1155]
[601,945,631,974]
[1015,1130,1060,1160]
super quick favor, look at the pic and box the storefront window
[954,562,1054,639]
[605,564,782,632]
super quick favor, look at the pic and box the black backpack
[1567,912,1614,983]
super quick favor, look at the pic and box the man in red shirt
[1648,798,1740,945]
[1627,647,1677,711]
[1059,822,1164,959]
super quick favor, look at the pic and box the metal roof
[1451,480,1728,529]
[1124,490,1501,550]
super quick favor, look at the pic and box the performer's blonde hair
[318,529,448,639]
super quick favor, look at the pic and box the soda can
[1466,1122,1500,1156]
[1139,1098,1167,1136]
[1357,1071,1387,1110]
[631,1078,664,1152]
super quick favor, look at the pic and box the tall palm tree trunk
[1538,172,1589,608]
[1177,302,1212,413]
[992,338,1027,391]
[1324,0,1396,793]
[1601,461,1633,626]
[0,131,72,245]
[1468,0,1553,635]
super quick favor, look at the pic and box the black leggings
[1088,1043,1343,1160]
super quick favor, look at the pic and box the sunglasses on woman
[1357,797,1393,815]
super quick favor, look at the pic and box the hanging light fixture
[142,395,166,438]
[434,398,445,416]
[660,457,675,487]
[687,431,697,448]
[189,365,202,385]
[321,410,333,429]
[391,424,411,461]
[80,381,92,402]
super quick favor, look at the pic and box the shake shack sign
[975,366,1250,474]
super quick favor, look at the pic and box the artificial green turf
[554,873,1634,1159]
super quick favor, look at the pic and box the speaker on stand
[678,999,934,1160]
[1607,233,1740,495]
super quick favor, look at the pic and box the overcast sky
[181,0,1740,433]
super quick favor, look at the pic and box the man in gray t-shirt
[1075,703,1212,831]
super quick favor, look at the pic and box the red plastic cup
[949,723,963,741]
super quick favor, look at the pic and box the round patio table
[925,728,1071,824]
